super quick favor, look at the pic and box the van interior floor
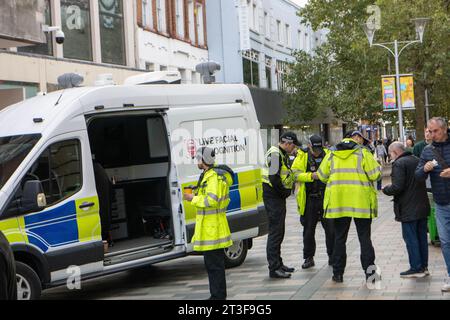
[106,236,172,256]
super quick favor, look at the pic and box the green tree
[284,0,450,140]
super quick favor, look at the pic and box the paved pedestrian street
[42,184,450,300]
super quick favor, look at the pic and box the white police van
[0,72,268,299]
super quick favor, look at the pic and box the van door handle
[79,202,95,209]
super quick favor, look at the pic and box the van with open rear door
[0,77,268,299]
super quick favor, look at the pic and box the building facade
[0,0,211,110]
[206,0,344,146]
[0,0,149,109]
[135,0,208,83]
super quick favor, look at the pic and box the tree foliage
[284,0,450,140]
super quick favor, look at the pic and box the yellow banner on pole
[400,75,415,109]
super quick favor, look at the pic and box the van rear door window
[0,134,41,190]
[88,116,168,168]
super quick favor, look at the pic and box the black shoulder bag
[430,146,449,169]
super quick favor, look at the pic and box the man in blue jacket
[415,117,450,292]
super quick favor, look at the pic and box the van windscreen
[0,134,41,190]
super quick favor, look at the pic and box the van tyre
[15,262,41,300]
[224,239,248,269]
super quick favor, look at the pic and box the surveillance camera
[55,30,65,44]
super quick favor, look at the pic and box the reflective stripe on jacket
[191,166,233,251]
[261,146,294,189]
[292,148,330,216]
[317,139,381,219]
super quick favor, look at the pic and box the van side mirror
[20,180,46,214]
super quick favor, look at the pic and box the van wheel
[16,262,41,300]
[224,240,248,269]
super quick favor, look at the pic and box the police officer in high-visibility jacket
[183,147,234,300]
[317,131,381,283]
[262,132,300,279]
[292,135,334,270]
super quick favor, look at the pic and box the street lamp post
[363,18,430,143]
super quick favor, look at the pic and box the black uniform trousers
[300,194,334,260]
[332,217,376,277]
[263,183,287,272]
[203,249,227,300]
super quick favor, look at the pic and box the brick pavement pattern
[42,166,450,300]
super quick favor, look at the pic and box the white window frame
[188,0,195,42]
[142,0,154,29]
[196,3,204,46]
[285,24,291,47]
[156,0,167,33]
[264,11,270,38]
[175,0,185,38]
[276,20,282,44]
[252,2,258,32]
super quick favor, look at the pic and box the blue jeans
[401,218,428,272]
[435,203,450,276]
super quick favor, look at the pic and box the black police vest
[305,150,326,195]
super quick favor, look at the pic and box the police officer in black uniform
[301,135,335,269]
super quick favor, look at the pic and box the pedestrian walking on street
[292,134,334,269]
[262,132,300,279]
[413,128,432,158]
[415,117,450,292]
[317,131,381,283]
[183,147,234,300]
[375,140,388,166]
[382,142,430,278]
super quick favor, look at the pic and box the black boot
[332,274,343,283]
[302,257,315,269]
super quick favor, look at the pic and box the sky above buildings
[290,0,308,7]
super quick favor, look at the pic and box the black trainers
[269,269,292,279]
[400,269,426,278]
[302,257,315,269]
[281,265,295,273]
[332,274,343,283]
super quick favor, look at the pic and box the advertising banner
[381,74,415,111]
[400,75,415,110]
[381,76,396,111]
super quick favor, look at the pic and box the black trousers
[300,195,335,260]
[263,184,287,272]
[203,249,227,300]
[333,217,376,276]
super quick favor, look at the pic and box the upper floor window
[175,0,185,38]
[285,24,291,47]
[242,50,260,87]
[264,12,270,38]
[156,0,167,33]
[99,0,126,65]
[195,2,205,46]
[61,0,93,61]
[188,0,195,42]
[276,20,282,44]
[142,0,154,29]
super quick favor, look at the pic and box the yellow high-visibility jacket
[317,139,381,219]
[291,148,330,216]
[261,146,294,189]
[191,165,233,251]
